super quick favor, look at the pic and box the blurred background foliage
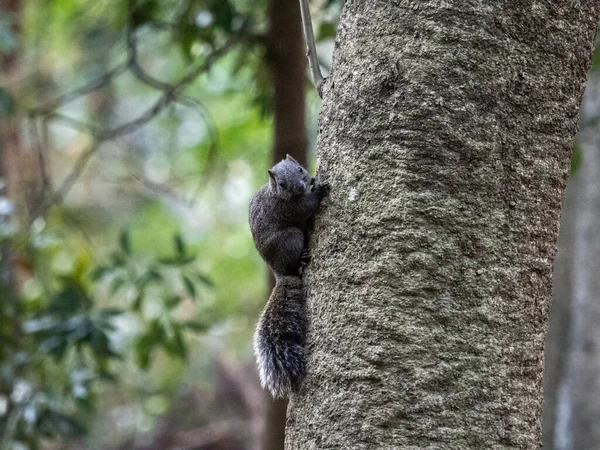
[0,0,339,448]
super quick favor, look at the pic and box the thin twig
[46,26,246,208]
[130,172,191,206]
[48,112,102,137]
[298,0,325,97]
[26,115,52,192]
[31,61,130,116]
[53,142,100,204]
[177,95,220,206]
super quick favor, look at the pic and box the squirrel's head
[268,155,313,198]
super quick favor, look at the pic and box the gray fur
[253,276,306,399]
[249,155,328,398]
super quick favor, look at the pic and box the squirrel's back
[248,185,275,238]
[253,275,306,398]
[249,186,306,276]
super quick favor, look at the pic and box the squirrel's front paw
[300,249,311,266]
[314,182,331,199]
[300,249,311,276]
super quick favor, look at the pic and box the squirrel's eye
[279,182,285,188]
[298,168,302,173]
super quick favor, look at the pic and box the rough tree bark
[260,0,307,449]
[286,2,600,449]
[543,76,600,449]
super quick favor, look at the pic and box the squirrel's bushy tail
[253,275,307,399]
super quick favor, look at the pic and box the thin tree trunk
[0,0,32,295]
[260,0,307,449]
[0,0,42,227]
[286,2,600,448]
[543,76,600,449]
[541,169,577,448]
[266,0,308,167]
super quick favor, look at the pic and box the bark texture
[286,1,600,448]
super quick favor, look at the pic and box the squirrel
[249,154,329,398]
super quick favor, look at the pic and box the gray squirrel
[249,154,329,398]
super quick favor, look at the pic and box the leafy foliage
[0,225,214,448]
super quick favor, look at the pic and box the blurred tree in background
[543,30,600,450]
[0,0,339,448]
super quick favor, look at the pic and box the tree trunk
[261,0,307,449]
[541,170,576,449]
[0,0,34,294]
[266,0,308,168]
[0,0,42,227]
[543,75,600,449]
[286,2,600,448]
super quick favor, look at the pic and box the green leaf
[61,315,90,339]
[174,233,185,257]
[90,265,112,281]
[317,22,337,40]
[194,272,214,289]
[164,296,182,309]
[89,327,120,359]
[134,320,165,369]
[109,276,126,295]
[97,371,118,383]
[176,25,199,61]
[99,308,125,317]
[22,316,59,334]
[138,268,162,288]
[132,292,144,311]
[40,336,68,360]
[110,252,126,267]
[208,0,234,33]
[49,287,86,315]
[164,326,187,359]
[119,229,131,255]
[135,335,153,370]
[182,275,196,298]
[183,320,209,333]
[131,0,159,27]
[42,410,87,437]
[159,256,195,266]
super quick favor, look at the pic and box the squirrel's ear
[286,154,299,165]
[268,169,277,186]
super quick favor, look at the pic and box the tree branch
[298,0,325,97]
[177,95,220,205]
[26,0,250,219]
[31,61,130,116]
[26,115,52,193]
